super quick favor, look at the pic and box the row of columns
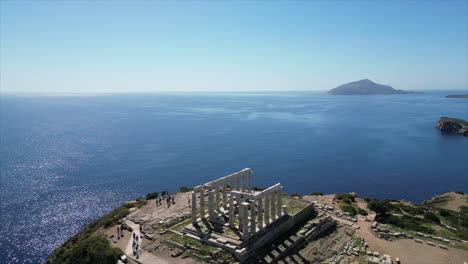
[191,170,252,224]
[235,188,286,239]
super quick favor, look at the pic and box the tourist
[188,197,191,207]
[172,195,175,204]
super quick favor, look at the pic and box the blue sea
[1,91,467,263]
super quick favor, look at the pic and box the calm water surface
[1,91,467,263]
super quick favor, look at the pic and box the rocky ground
[95,192,468,264]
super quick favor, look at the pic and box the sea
[1,90,467,263]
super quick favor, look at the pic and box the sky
[1,1,467,93]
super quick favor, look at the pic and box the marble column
[200,187,205,219]
[208,189,215,221]
[257,198,263,229]
[222,181,227,208]
[215,184,220,210]
[248,170,252,193]
[191,191,197,224]
[250,200,256,234]
[241,202,249,239]
[276,188,282,217]
[229,193,235,227]
[241,173,246,192]
[236,176,240,191]
[271,192,276,221]
[264,195,270,225]
[283,205,288,215]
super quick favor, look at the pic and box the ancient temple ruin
[189,168,287,240]
[182,168,318,262]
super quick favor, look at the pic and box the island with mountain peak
[327,79,420,95]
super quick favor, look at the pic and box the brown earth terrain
[94,192,468,264]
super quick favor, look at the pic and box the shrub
[136,197,145,202]
[455,191,465,195]
[375,214,435,234]
[368,200,393,215]
[460,206,468,214]
[145,192,159,200]
[335,193,356,202]
[180,186,194,193]
[49,235,123,264]
[311,191,323,196]
[363,197,371,202]
[252,186,266,191]
[438,208,451,217]
[341,197,351,204]
[340,203,357,216]
[358,208,368,216]
[424,212,440,223]
[290,192,302,198]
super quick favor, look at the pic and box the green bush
[252,186,266,191]
[180,186,194,193]
[397,204,425,216]
[455,191,465,195]
[424,212,440,223]
[290,192,302,198]
[341,197,351,204]
[335,193,356,202]
[367,200,393,215]
[438,208,451,217]
[363,197,371,202]
[375,214,435,234]
[311,191,323,196]
[49,235,123,264]
[145,192,159,200]
[340,203,357,216]
[358,208,368,216]
[460,206,468,214]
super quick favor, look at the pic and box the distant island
[435,117,468,136]
[446,94,468,98]
[326,79,419,95]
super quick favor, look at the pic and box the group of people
[132,232,141,258]
[155,190,176,208]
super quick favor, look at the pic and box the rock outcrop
[435,117,468,136]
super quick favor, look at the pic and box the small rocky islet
[435,117,468,136]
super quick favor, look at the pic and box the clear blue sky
[1,1,467,93]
